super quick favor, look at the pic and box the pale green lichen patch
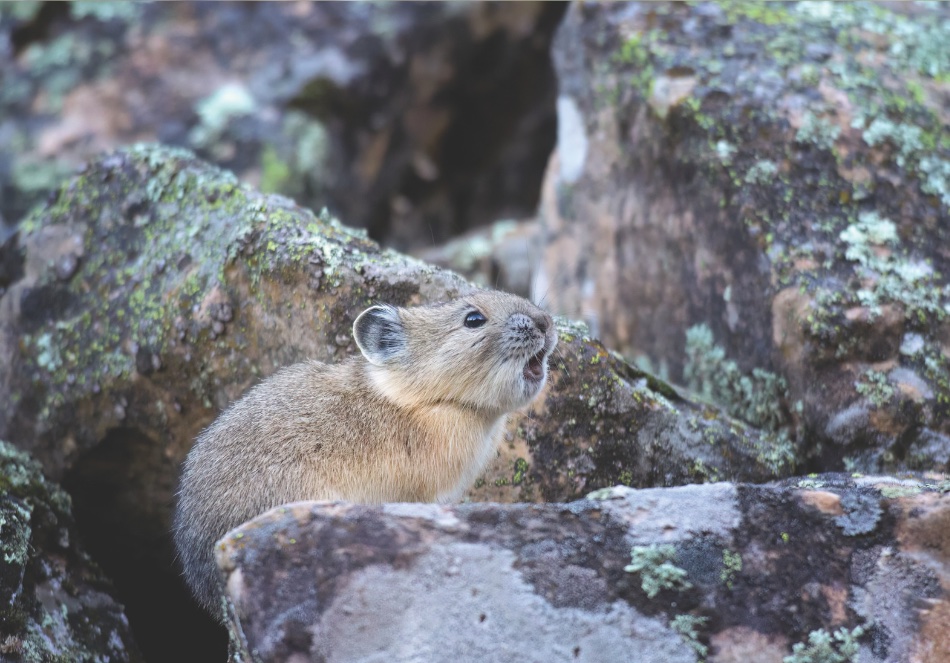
[190,83,258,147]
[837,211,945,323]
[685,324,790,432]
[684,324,796,473]
[854,369,894,409]
[669,614,708,658]
[796,112,840,151]
[624,544,692,598]
[784,625,864,663]
[554,316,591,345]
[71,1,140,22]
[720,549,742,589]
[745,159,778,185]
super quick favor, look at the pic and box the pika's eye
[464,310,487,328]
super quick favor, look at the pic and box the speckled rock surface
[539,1,950,474]
[0,440,141,662]
[0,1,564,249]
[218,477,950,663]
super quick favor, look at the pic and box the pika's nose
[534,312,552,334]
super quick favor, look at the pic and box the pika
[173,289,556,615]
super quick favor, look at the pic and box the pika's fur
[173,290,556,614]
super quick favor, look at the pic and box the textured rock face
[539,2,950,474]
[0,1,564,248]
[0,440,141,662]
[1,145,789,495]
[218,478,950,663]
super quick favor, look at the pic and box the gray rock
[218,478,950,662]
[538,1,950,474]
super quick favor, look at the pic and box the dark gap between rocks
[62,426,228,663]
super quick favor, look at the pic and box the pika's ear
[353,305,406,366]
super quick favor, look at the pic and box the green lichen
[715,140,737,164]
[189,83,258,147]
[720,549,742,589]
[784,625,865,663]
[796,112,840,151]
[616,31,662,96]
[284,110,329,175]
[555,316,590,344]
[684,324,790,432]
[20,144,381,419]
[837,212,946,323]
[684,324,796,473]
[854,369,894,409]
[885,17,950,79]
[511,458,529,485]
[624,544,692,598]
[71,1,139,22]
[920,156,950,207]
[878,484,922,499]
[861,118,924,168]
[745,159,779,185]
[721,0,794,26]
[670,614,708,658]
[11,158,75,196]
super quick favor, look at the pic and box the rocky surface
[0,439,141,662]
[0,1,564,249]
[539,1,950,475]
[218,477,950,663]
[0,145,792,659]
[413,218,541,300]
[4,3,950,660]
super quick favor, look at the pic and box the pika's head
[353,290,557,414]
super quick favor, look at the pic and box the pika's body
[173,290,556,614]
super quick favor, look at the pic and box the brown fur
[173,290,556,615]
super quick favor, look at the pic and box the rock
[0,145,790,657]
[217,477,950,663]
[414,218,541,299]
[0,440,141,662]
[538,2,950,474]
[0,145,791,491]
[0,1,565,249]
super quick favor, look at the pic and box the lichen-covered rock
[0,1,565,249]
[217,476,950,663]
[0,440,141,662]
[0,144,792,656]
[1,145,788,496]
[413,218,541,299]
[539,2,950,474]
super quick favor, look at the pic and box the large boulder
[539,1,950,474]
[0,1,565,248]
[0,145,790,657]
[218,477,950,662]
[0,440,141,662]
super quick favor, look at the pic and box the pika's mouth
[523,350,546,383]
